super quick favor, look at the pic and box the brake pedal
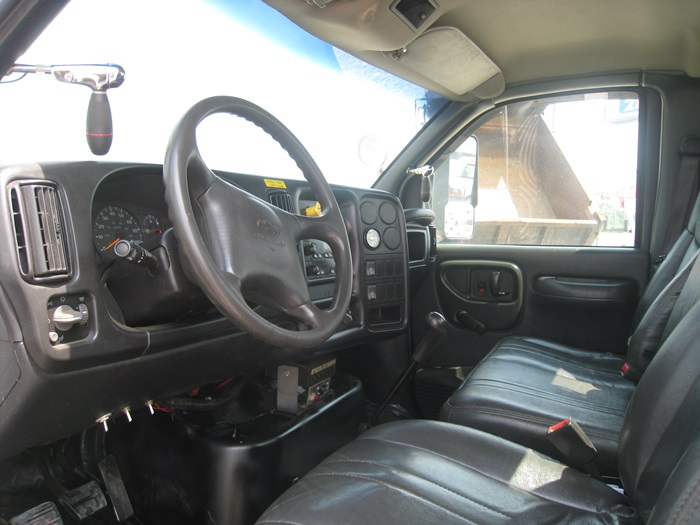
[9,501,63,525]
[58,480,107,522]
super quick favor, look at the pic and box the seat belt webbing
[659,136,700,258]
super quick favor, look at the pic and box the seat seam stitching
[685,489,700,525]
[359,435,522,485]
[487,348,625,378]
[320,458,511,519]
[670,474,700,524]
[357,435,622,515]
[304,472,480,525]
[256,521,303,525]
[438,406,620,440]
[463,379,631,414]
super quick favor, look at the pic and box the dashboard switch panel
[47,294,91,345]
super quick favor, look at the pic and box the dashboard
[0,161,411,459]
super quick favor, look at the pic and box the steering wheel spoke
[164,96,352,349]
[286,300,336,331]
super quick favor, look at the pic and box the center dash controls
[302,239,335,280]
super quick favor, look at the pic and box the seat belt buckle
[621,362,642,383]
[547,417,599,473]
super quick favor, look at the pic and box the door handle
[490,271,507,297]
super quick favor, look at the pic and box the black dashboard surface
[0,161,410,459]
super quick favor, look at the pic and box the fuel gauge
[142,214,163,236]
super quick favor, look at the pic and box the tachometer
[94,206,144,254]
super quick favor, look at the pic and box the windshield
[0,0,443,188]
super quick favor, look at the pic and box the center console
[108,372,364,525]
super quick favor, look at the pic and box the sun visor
[392,27,504,98]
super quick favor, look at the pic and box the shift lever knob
[413,312,447,365]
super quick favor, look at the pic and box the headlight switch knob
[52,303,89,332]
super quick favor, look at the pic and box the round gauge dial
[365,228,381,249]
[94,206,144,254]
[142,214,163,236]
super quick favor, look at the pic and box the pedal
[58,480,107,522]
[10,501,63,525]
[98,455,134,521]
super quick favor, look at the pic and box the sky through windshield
[0,0,440,188]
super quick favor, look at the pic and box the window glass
[0,0,446,189]
[432,92,639,246]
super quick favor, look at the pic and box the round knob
[306,264,320,277]
[52,303,89,331]
[303,243,317,256]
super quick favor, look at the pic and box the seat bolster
[256,421,639,525]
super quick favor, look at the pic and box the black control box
[273,356,337,414]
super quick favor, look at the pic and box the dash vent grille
[268,191,293,213]
[10,188,28,275]
[9,182,70,282]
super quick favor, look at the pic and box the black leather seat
[257,300,700,524]
[259,421,635,524]
[442,336,634,474]
[439,198,700,474]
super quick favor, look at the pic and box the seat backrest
[619,294,700,523]
[631,192,700,330]
[626,251,699,371]
[623,194,700,373]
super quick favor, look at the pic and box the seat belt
[658,136,700,260]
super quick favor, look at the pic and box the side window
[432,92,639,246]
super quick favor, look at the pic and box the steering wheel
[163,96,353,349]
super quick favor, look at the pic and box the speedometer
[93,206,144,254]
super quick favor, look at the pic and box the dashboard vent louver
[9,182,70,282]
[268,191,294,213]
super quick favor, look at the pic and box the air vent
[9,182,70,282]
[268,191,294,213]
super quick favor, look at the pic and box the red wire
[212,378,234,392]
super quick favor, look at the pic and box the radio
[302,240,335,280]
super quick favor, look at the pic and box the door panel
[439,260,523,331]
[412,244,647,368]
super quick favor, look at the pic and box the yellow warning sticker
[264,179,287,189]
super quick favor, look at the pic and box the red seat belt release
[547,417,600,477]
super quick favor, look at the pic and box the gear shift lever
[371,312,447,426]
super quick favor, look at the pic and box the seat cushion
[440,336,636,475]
[256,420,639,525]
